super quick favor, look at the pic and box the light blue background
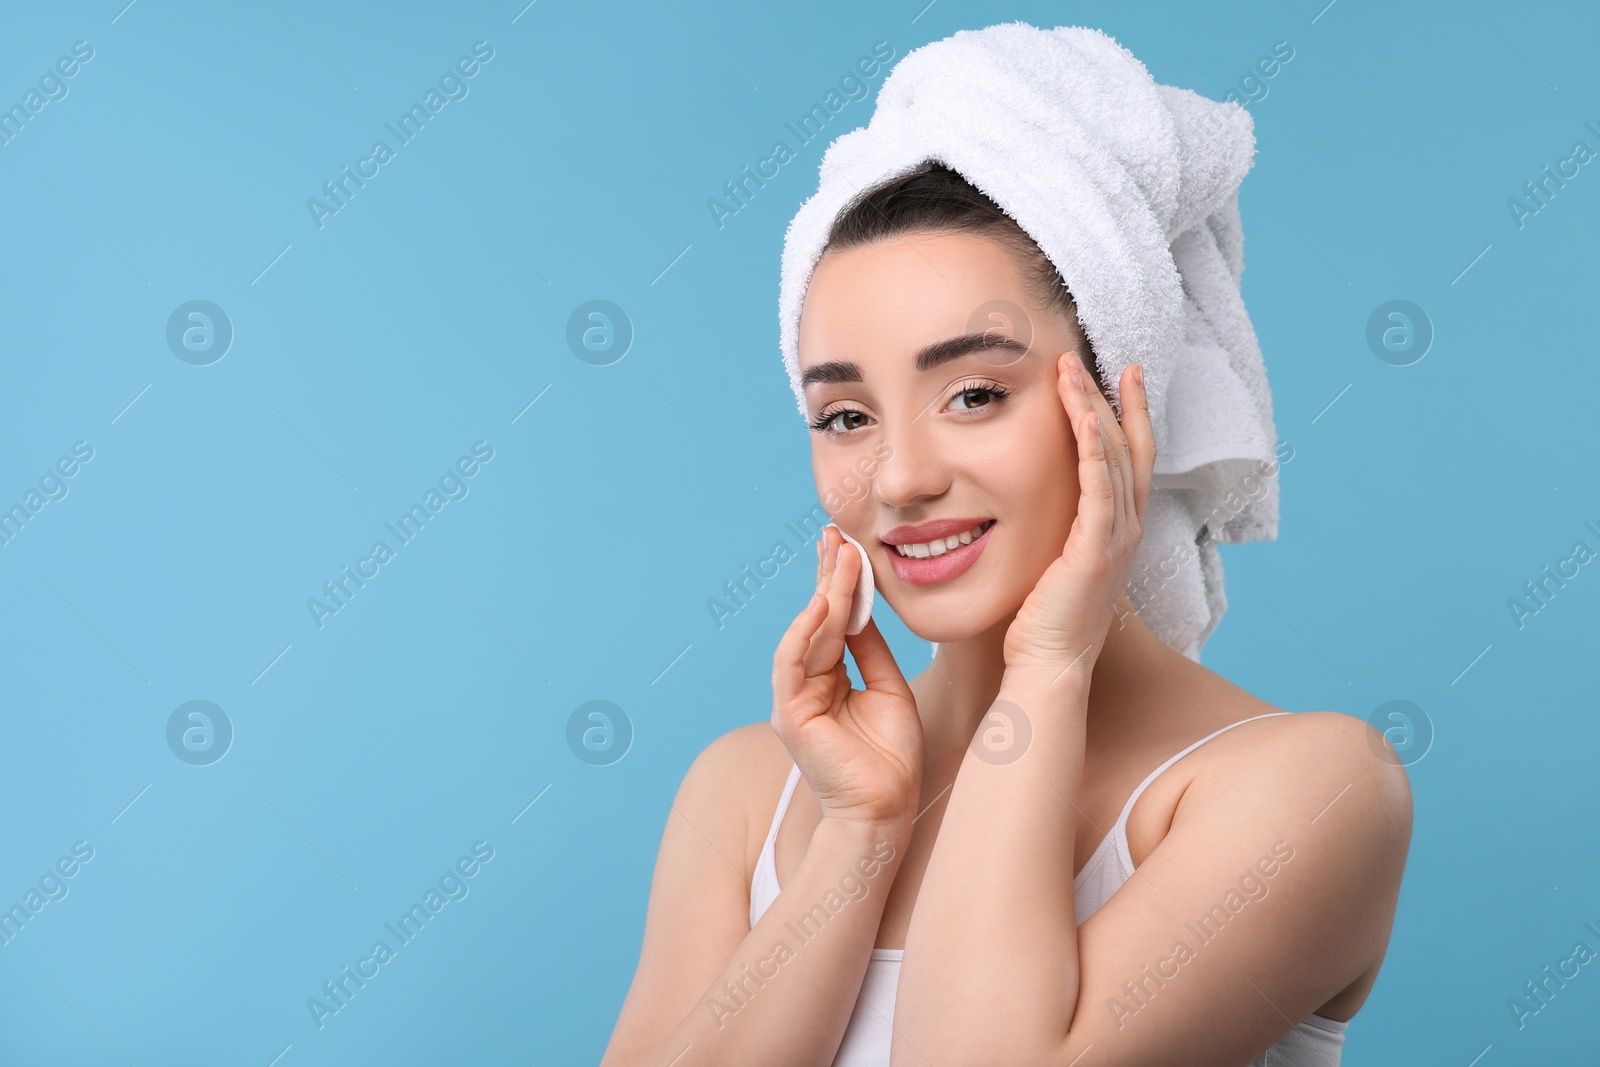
[2,0,1596,1063]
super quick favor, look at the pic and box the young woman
[601,160,1414,1067]
[599,158,1412,1066]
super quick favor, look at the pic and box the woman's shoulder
[1198,701,1414,1005]
[1183,696,1415,847]
[1138,651,1413,835]
[1169,657,1412,787]
[1210,703,1412,780]
[690,720,792,782]
[683,721,796,874]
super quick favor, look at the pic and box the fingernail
[1134,363,1145,389]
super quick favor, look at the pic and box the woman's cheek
[816,455,869,517]
[1007,472,1076,570]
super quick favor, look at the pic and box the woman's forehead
[799,233,1048,363]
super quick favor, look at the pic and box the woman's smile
[882,518,997,585]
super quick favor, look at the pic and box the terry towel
[777,22,1281,661]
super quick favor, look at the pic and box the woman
[602,25,1411,1067]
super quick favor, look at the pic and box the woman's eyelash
[950,379,1012,407]
[809,379,1013,434]
[809,409,847,433]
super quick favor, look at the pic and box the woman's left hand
[1002,355,1157,678]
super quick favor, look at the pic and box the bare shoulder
[688,720,792,795]
[1234,708,1413,806]
[599,723,791,1065]
[1165,703,1416,1015]
[1187,705,1415,861]
[681,721,795,873]
[1166,653,1415,828]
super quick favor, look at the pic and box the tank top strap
[761,762,804,855]
[750,761,804,926]
[1109,712,1293,835]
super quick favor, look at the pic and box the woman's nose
[870,411,950,508]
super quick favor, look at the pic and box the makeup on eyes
[808,378,1015,435]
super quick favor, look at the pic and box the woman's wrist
[999,662,1094,720]
[815,807,916,853]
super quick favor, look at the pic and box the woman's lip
[882,517,992,545]
[885,521,994,586]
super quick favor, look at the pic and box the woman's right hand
[771,525,924,828]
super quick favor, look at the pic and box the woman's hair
[819,161,1100,384]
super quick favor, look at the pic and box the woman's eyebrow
[799,332,1029,388]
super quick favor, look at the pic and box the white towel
[777,22,1280,662]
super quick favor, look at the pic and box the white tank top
[748,711,1351,1066]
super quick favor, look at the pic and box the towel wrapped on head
[778,21,1282,661]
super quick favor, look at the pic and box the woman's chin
[881,598,1012,647]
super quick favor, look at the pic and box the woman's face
[797,229,1089,644]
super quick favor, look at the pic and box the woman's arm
[605,524,925,1065]
[892,669,1412,1067]
[888,356,1412,1064]
[599,726,914,1067]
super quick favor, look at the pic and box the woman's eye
[949,386,1004,412]
[819,409,869,434]
[814,384,1008,434]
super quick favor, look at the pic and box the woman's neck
[909,593,1174,779]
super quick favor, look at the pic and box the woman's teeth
[892,520,994,558]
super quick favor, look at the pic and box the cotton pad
[827,524,875,635]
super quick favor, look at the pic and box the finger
[1078,363,1136,534]
[843,616,913,698]
[772,589,831,725]
[820,530,861,652]
[801,527,837,675]
[803,528,853,678]
[1059,358,1119,549]
[1093,413,1123,537]
[1073,408,1118,558]
[1121,363,1157,525]
[1058,352,1100,451]
[1092,383,1131,535]
[790,528,839,682]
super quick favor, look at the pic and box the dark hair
[819,161,1099,383]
